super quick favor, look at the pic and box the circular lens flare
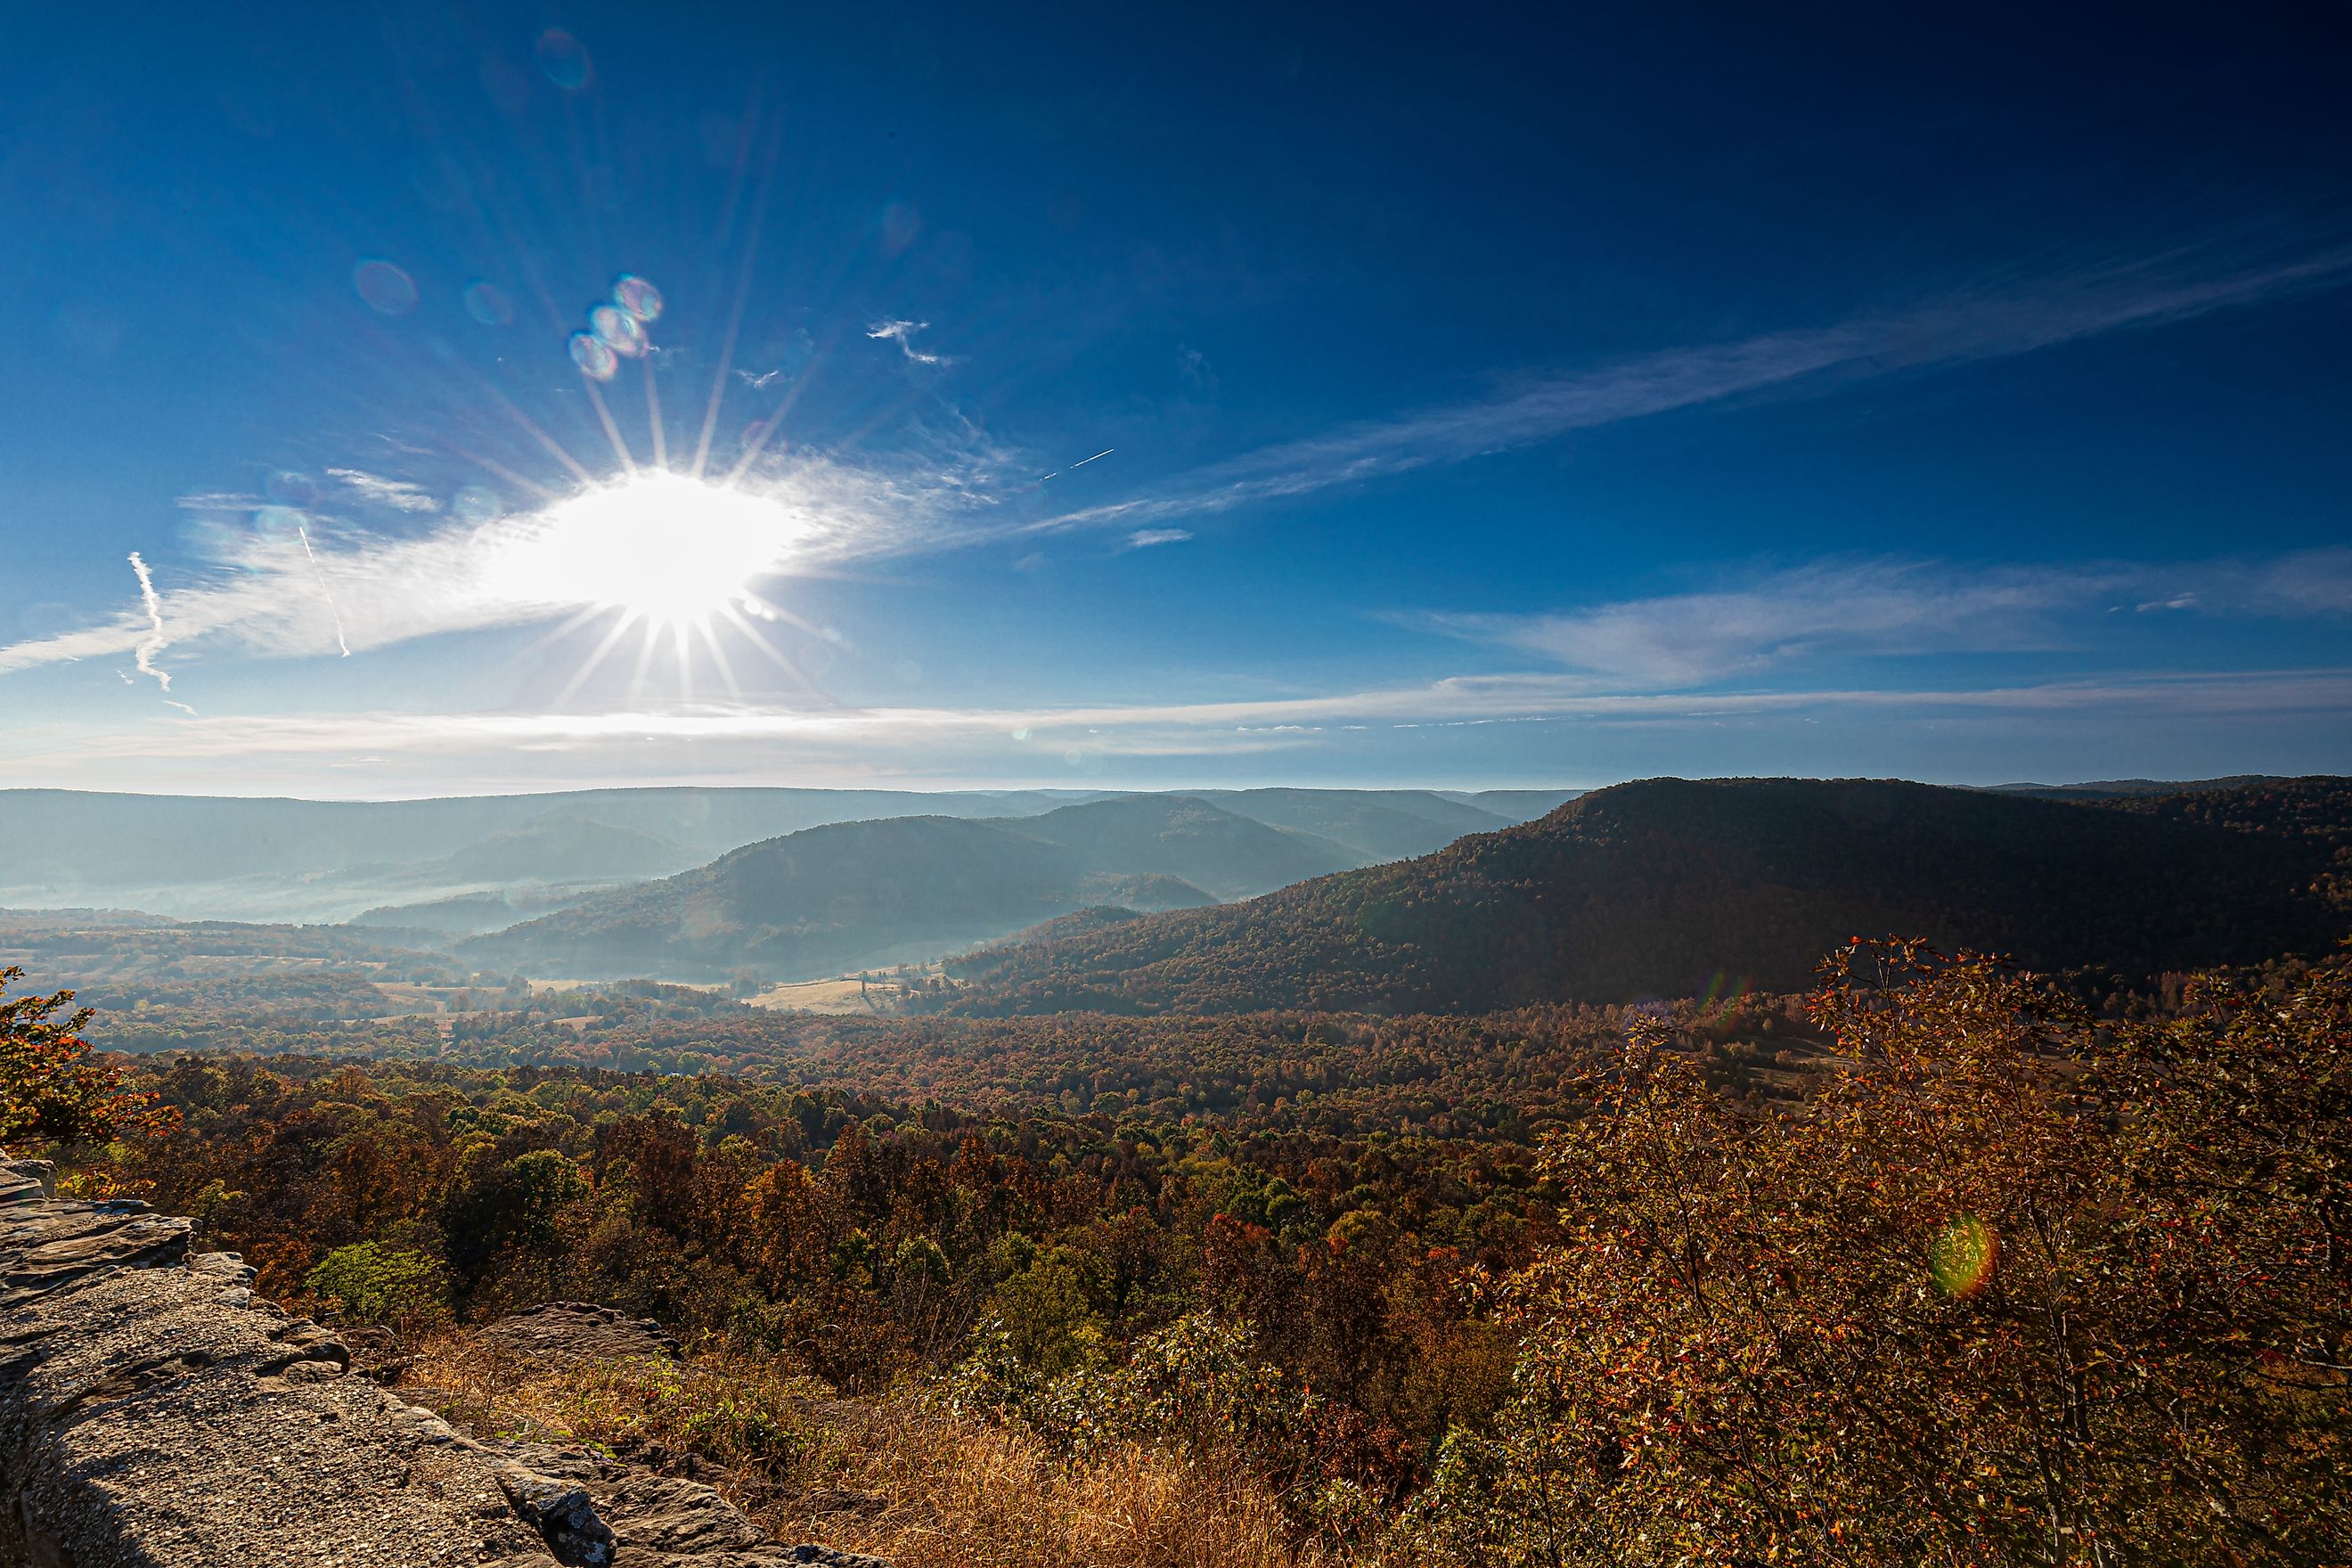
[1929,1215,1997,1298]
[536,29,592,89]
[569,331,618,380]
[354,260,418,315]
[453,485,503,524]
[464,282,514,325]
[591,303,647,357]
[614,274,663,322]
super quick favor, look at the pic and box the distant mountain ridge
[1989,775,2279,801]
[458,795,1368,981]
[937,776,2349,1017]
[0,784,1547,924]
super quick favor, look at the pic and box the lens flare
[569,331,619,380]
[591,303,648,357]
[1928,1215,1997,1297]
[265,470,322,508]
[535,29,592,89]
[354,260,419,315]
[1698,970,1752,1017]
[614,274,664,323]
[463,282,514,325]
[453,486,503,524]
[251,505,308,547]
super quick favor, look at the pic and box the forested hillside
[459,796,1372,981]
[11,942,2342,1564]
[940,777,2347,1015]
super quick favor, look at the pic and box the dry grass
[748,976,909,1015]
[400,1330,580,1445]
[399,1331,1382,1568]
[761,1396,1360,1568]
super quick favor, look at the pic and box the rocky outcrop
[475,1301,682,1368]
[0,1177,885,1568]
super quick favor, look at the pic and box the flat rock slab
[0,1189,883,1568]
[476,1301,682,1368]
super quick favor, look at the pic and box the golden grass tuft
[400,1331,1379,1568]
[762,1396,1357,1568]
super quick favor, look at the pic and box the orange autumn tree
[0,966,180,1156]
[1417,940,2349,1567]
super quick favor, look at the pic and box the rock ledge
[0,1179,885,1568]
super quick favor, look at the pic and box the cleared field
[748,976,906,1015]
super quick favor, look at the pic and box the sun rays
[495,470,819,706]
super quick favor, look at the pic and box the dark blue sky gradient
[3,2,2348,794]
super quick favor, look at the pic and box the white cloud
[1424,551,2352,690]
[0,452,1000,679]
[866,319,947,365]
[1429,560,2097,687]
[327,468,439,513]
[1021,243,2352,539]
[13,667,2350,791]
[1126,528,1194,549]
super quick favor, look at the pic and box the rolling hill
[1010,794,1362,897]
[0,784,1526,924]
[937,776,2349,1016]
[1192,788,1513,862]
[457,795,1359,980]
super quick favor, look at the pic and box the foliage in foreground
[407,1332,1353,1568]
[0,964,178,1155]
[22,940,2350,1564]
[1422,943,2350,1566]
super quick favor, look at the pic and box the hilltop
[459,795,1365,981]
[938,776,2348,1015]
[0,784,1535,926]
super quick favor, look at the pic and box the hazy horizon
[0,771,2287,808]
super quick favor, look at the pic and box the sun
[525,470,798,627]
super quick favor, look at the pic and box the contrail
[127,552,199,714]
[297,526,353,657]
[127,552,173,691]
[1035,448,1114,485]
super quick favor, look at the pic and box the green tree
[305,1241,448,1328]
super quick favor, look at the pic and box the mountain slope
[1442,788,1586,822]
[1010,796,1364,897]
[0,784,1516,923]
[422,818,700,883]
[1195,788,1510,862]
[940,777,2346,1016]
[456,808,1245,980]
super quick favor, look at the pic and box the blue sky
[3,2,2348,796]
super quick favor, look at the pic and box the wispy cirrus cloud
[327,468,439,513]
[12,666,2351,792]
[7,241,2348,713]
[173,492,261,513]
[0,451,997,683]
[1023,242,2352,538]
[1423,551,2352,688]
[867,318,947,365]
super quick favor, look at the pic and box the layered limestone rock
[0,1172,885,1568]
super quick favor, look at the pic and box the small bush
[305,1242,449,1330]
